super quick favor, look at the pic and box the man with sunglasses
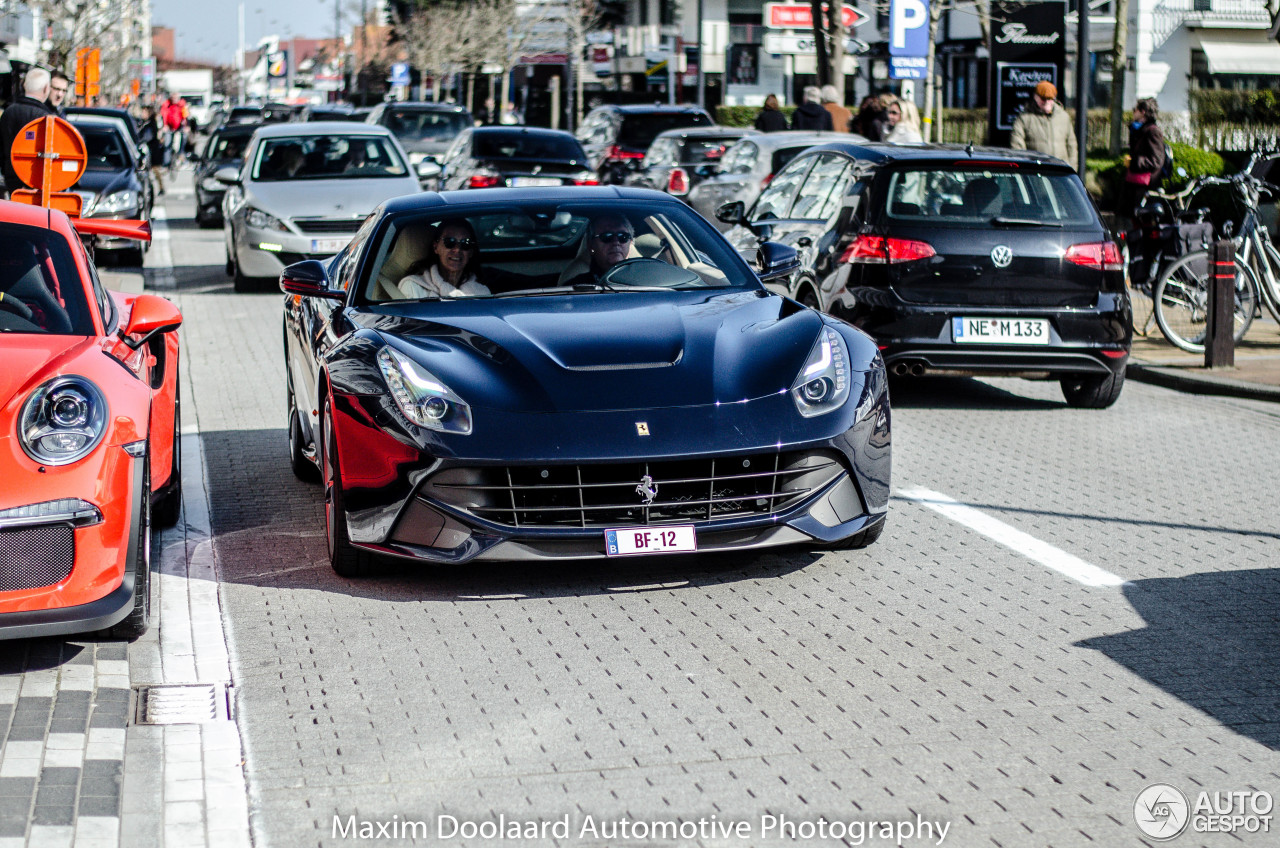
[566,214,636,287]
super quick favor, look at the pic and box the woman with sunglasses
[398,221,491,298]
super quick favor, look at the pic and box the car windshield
[207,133,251,162]
[473,132,585,162]
[0,223,94,335]
[251,135,408,180]
[385,109,468,141]
[618,113,712,149]
[79,127,130,170]
[360,201,752,303]
[883,166,1096,226]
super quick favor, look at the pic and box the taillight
[668,167,689,195]
[606,145,645,161]
[1065,241,1123,272]
[840,234,936,265]
[760,173,773,188]
[571,178,599,186]
[468,174,500,188]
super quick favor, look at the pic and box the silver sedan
[219,122,422,291]
[688,131,862,230]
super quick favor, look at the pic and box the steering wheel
[0,294,34,322]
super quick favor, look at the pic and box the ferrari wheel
[108,450,153,639]
[288,382,319,482]
[322,398,380,577]
[153,382,183,527]
[816,516,885,551]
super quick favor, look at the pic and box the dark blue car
[279,187,890,575]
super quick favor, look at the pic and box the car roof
[654,126,755,141]
[250,121,397,139]
[210,122,262,137]
[801,141,1074,168]
[596,105,712,116]
[66,114,131,136]
[0,198,60,229]
[381,102,469,113]
[470,126,575,138]
[381,185,685,215]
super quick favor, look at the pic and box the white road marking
[897,487,1128,588]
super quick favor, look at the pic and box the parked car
[365,102,473,169]
[194,122,260,227]
[301,103,362,122]
[262,102,302,123]
[688,131,853,230]
[66,114,154,266]
[278,186,889,575]
[722,142,1132,408]
[575,105,714,184]
[224,105,265,126]
[436,127,596,190]
[219,122,421,291]
[625,126,758,200]
[0,200,182,640]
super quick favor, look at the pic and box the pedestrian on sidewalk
[1009,80,1077,168]
[884,97,923,143]
[851,94,887,141]
[790,87,833,131]
[140,105,167,195]
[821,85,852,134]
[47,70,69,117]
[1120,97,1166,220]
[754,94,788,133]
[0,68,53,198]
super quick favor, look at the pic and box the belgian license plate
[310,237,348,254]
[605,525,697,556]
[510,177,561,187]
[952,317,1049,345]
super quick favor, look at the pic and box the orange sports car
[0,200,182,640]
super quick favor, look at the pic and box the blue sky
[153,0,343,65]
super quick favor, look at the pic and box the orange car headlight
[19,376,109,466]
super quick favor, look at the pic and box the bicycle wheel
[1257,239,1280,325]
[1153,251,1257,353]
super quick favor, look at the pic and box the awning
[1199,37,1280,75]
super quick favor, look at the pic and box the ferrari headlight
[376,346,472,435]
[96,190,138,215]
[19,377,109,465]
[790,327,851,418]
[245,207,289,232]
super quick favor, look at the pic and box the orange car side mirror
[120,294,182,349]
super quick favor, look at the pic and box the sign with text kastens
[889,0,929,56]
[764,3,869,30]
[890,56,928,79]
[994,62,1057,130]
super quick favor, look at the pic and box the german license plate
[310,237,348,254]
[605,525,696,556]
[952,317,1049,344]
[510,177,561,187]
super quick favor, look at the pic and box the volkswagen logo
[991,245,1013,268]
[636,474,659,505]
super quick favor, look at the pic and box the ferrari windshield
[0,223,94,335]
[251,135,408,181]
[361,201,753,303]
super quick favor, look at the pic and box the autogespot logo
[1135,784,1190,840]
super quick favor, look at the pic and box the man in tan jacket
[1010,81,1077,169]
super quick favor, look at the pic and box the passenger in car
[398,221,491,298]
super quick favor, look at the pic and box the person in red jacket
[160,93,188,170]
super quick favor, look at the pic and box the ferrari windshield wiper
[991,217,1063,227]
[571,282,674,293]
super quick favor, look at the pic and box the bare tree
[1109,0,1130,155]
[397,2,476,101]
[466,0,562,119]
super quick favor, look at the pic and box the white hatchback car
[220,122,421,291]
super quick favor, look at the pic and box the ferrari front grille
[0,525,75,592]
[423,450,846,529]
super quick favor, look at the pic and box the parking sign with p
[889,0,930,56]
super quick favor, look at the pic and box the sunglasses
[593,231,633,244]
[439,237,475,250]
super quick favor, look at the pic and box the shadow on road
[887,375,1064,410]
[201,428,824,602]
[1077,569,1280,750]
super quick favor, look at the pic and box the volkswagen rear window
[618,113,712,149]
[883,167,1096,227]
[473,132,586,162]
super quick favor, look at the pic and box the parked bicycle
[1129,152,1279,353]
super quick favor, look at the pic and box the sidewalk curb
[1126,361,1280,403]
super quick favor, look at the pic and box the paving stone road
[4,172,1280,848]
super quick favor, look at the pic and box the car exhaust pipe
[910,362,925,377]
[891,362,910,376]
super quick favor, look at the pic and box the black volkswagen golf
[722,143,1131,408]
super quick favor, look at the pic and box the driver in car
[565,214,635,287]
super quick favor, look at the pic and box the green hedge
[715,105,796,127]
[1189,89,1280,124]
[1084,142,1225,211]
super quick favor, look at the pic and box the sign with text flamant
[988,0,1067,142]
[764,3,869,30]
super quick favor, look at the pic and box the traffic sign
[8,115,89,217]
[763,32,870,55]
[764,3,869,30]
[889,0,930,56]
[889,55,929,79]
[389,62,410,85]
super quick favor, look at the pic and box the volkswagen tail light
[468,174,501,189]
[1065,242,1123,271]
[840,235,936,265]
[606,145,645,162]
